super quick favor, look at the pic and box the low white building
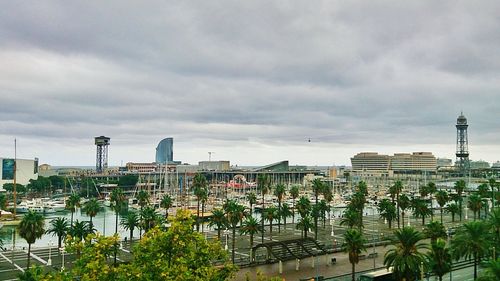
[0,157,39,189]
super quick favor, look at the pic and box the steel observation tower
[455,113,469,176]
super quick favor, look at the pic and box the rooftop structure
[455,113,470,176]
[95,136,110,173]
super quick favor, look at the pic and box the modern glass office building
[155,137,173,164]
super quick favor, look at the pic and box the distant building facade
[351,152,437,175]
[470,160,490,170]
[155,138,173,164]
[199,161,230,171]
[437,158,453,168]
[0,157,39,189]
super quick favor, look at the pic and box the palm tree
[225,200,246,263]
[478,257,500,281]
[489,178,497,208]
[246,192,257,214]
[412,198,431,226]
[390,180,403,228]
[468,194,483,220]
[263,206,278,239]
[451,221,493,279]
[46,217,68,248]
[83,198,101,231]
[0,193,6,218]
[350,191,366,229]
[424,221,446,244]
[200,188,209,233]
[274,183,286,233]
[398,194,411,227]
[290,185,300,224]
[69,220,92,241]
[311,204,321,239]
[342,229,367,281]
[428,239,451,281]
[18,210,45,269]
[240,216,261,262]
[208,208,227,241]
[121,212,139,243]
[296,196,311,218]
[427,182,437,220]
[257,174,270,243]
[193,173,208,232]
[311,178,324,205]
[384,227,428,281]
[140,206,159,233]
[435,190,449,223]
[340,208,362,229]
[445,203,460,222]
[488,207,500,244]
[160,194,173,219]
[280,203,292,229]
[65,193,81,225]
[455,180,466,221]
[296,215,313,238]
[318,199,329,227]
[378,199,397,229]
[136,189,150,236]
[110,187,126,265]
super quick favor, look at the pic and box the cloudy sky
[0,1,499,167]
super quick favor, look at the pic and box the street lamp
[330,218,335,237]
[60,247,65,271]
[448,228,452,281]
[224,228,229,251]
[47,239,53,266]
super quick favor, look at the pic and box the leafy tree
[296,215,313,238]
[240,216,261,262]
[83,198,101,231]
[121,211,139,243]
[46,217,68,248]
[65,193,81,226]
[160,194,173,219]
[274,183,286,233]
[384,227,428,281]
[398,194,411,227]
[257,174,270,243]
[342,228,367,281]
[435,190,449,223]
[451,221,493,279]
[3,183,26,193]
[378,199,397,229]
[468,193,483,220]
[18,210,45,269]
[428,239,452,281]
[424,221,446,244]
[455,180,466,221]
[445,203,460,222]
[290,185,300,224]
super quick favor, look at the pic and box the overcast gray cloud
[0,0,499,166]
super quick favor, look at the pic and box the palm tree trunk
[261,193,265,243]
[440,208,443,223]
[197,199,200,232]
[292,199,295,224]
[90,216,94,232]
[278,201,281,233]
[351,263,355,281]
[422,216,425,226]
[71,211,74,226]
[473,253,477,279]
[201,202,205,233]
[402,211,405,227]
[452,213,455,222]
[269,220,273,239]
[139,206,143,238]
[130,228,133,244]
[397,194,400,228]
[232,227,236,263]
[27,243,31,269]
[217,228,221,240]
[114,211,118,265]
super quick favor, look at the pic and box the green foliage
[424,221,446,244]
[46,217,69,248]
[428,239,451,280]
[121,211,139,242]
[19,210,45,269]
[384,227,428,281]
[296,215,313,238]
[477,258,500,281]
[378,199,397,229]
[3,183,26,193]
[160,194,173,219]
[342,228,367,281]
[296,196,311,218]
[208,208,227,240]
[118,174,139,187]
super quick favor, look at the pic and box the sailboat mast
[13,139,17,217]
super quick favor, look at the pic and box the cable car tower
[95,136,110,174]
[455,113,469,176]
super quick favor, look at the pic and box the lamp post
[60,248,65,271]
[11,229,15,262]
[448,228,452,281]
[47,240,53,266]
[224,228,228,251]
[312,247,319,280]
[330,218,335,237]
